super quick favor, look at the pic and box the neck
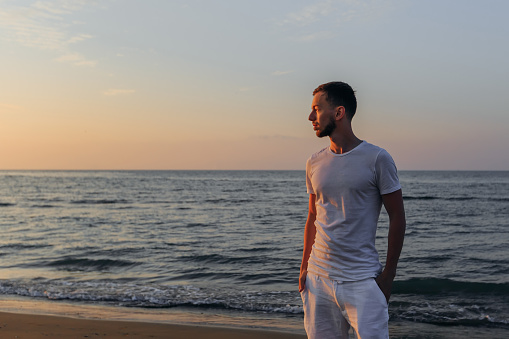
[329,128,362,154]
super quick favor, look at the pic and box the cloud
[277,0,398,42]
[280,0,335,26]
[292,31,335,42]
[56,52,96,66]
[0,0,102,66]
[103,89,136,96]
[67,33,93,44]
[280,0,396,27]
[32,0,95,15]
[272,70,295,76]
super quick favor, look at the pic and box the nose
[308,110,316,121]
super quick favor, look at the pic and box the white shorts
[301,273,389,339]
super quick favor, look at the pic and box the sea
[0,170,508,337]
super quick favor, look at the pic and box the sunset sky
[1,0,508,170]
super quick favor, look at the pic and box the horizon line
[1,169,508,172]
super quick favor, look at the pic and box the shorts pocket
[372,279,389,306]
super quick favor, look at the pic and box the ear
[335,106,346,120]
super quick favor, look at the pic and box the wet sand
[1,297,508,338]
[0,311,306,339]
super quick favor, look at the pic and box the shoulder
[359,141,383,154]
[360,142,394,162]
[306,147,328,175]
[363,143,401,193]
[307,147,329,163]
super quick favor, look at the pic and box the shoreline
[0,311,306,339]
[0,296,306,338]
[1,296,509,338]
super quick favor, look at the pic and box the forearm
[299,195,317,292]
[301,194,317,272]
[381,189,406,277]
[383,211,406,277]
[300,215,316,272]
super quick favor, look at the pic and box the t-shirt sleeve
[306,157,315,194]
[375,149,401,195]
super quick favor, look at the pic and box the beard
[317,116,336,138]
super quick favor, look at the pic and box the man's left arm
[376,188,406,303]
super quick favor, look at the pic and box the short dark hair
[313,82,357,120]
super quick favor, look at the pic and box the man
[300,82,406,338]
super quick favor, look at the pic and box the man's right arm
[299,194,317,292]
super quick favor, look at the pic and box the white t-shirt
[306,141,401,282]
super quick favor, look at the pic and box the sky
[0,0,508,170]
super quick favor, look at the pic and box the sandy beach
[1,298,509,339]
[4,310,509,339]
[0,311,307,339]
[0,297,306,338]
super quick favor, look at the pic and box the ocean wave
[403,196,438,200]
[1,278,507,328]
[0,243,53,250]
[489,197,509,202]
[178,253,266,265]
[0,279,303,315]
[32,257,139,272]
[71,199,130,205]
[81,247,147,257]
[394,278,509,296]
[237,247,272,253]
[184,222,208,228]
[392,300,509,328]
[403,255,452,264]
[404,196,476,201]
[204,198,253,205]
